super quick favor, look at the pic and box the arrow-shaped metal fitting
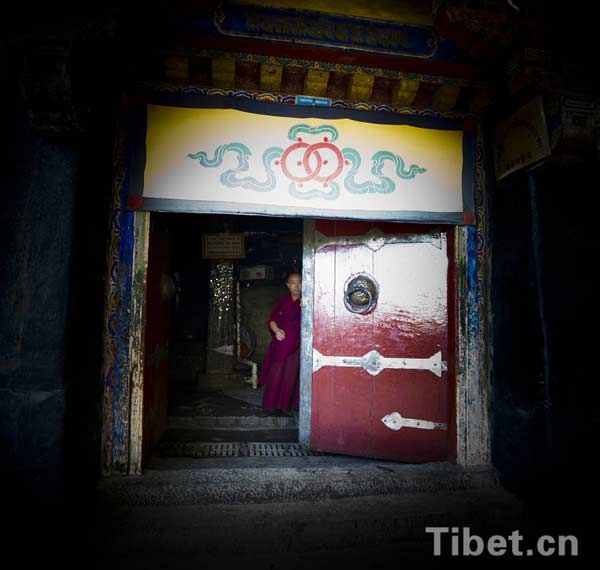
[315,227,445,252]
[381,411,447,431]
[313,348,447,378]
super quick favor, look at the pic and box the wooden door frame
[100,90,490,476]
[102,192,489,477]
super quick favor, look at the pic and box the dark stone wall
[1,31,120,523]
[489,171,544,486]
[62,107,118,502]
[489,157,598,536]
[1,85,76,504]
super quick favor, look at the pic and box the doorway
[141,212,305,466]
[101,208,490,476]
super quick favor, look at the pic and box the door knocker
[343,273,379,314]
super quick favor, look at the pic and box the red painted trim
[127,195,144,210]
[446,226,458,464]
[125,91,149,107]
[463,119,476,132]
[172,34,484,81]
[463,212,476,225]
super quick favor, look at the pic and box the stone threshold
[167,414,298,429]
[97,460,503,507]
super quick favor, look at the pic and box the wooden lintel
[347,72,375,102]
[164,55,189,83]
[259,62,283,92]
[392,78,420,106]
[211,57,236,89]
[432,84,461,112]
[468,88,492,114]
[304,69,330,97]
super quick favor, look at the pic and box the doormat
[158,441,325,458]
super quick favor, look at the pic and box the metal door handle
[344,284,373,314]
[343,273,378,314]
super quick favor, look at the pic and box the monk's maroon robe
[258,293,301,410]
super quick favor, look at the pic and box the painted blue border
[214,5,437,59]
[171,7,470,63]
[127,93,475,224]
[113,118,137,469]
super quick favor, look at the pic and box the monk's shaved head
[286,272,302,300]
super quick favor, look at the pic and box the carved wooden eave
[151,47,494,116]
[14,4,510,135]
[144,2,499,116]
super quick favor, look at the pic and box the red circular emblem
[279,138,344,187]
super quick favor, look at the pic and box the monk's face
[286,274,302,299]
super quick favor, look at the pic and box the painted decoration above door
[127,95,475,224]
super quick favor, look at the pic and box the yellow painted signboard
[128,97,475,224]
[201,233,245,259]
[494,96,551,181]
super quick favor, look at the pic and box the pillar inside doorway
[203,260,237,385]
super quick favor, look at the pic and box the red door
[311,220,454,463]
[142,217,172,465]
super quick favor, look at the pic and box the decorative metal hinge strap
[381,411,447,431]
[313,348,447,378]
[315,228,445,252]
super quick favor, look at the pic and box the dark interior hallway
[143,213,305,467]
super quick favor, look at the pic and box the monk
[258,272,302,411]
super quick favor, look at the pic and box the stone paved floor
[39,379,587,570]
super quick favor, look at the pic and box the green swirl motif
[188,144,282,192]
[287,124,339,142]
[187,126,425,198]
[342,148,426,194]
[188,143,250,168]
[288,181,340,200]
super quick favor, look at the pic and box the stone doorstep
[93,462,525,563]
[97,461,504,508]
[167,414,298,429]
[92,488,525,561]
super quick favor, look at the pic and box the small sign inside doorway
[201,233,245,259]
